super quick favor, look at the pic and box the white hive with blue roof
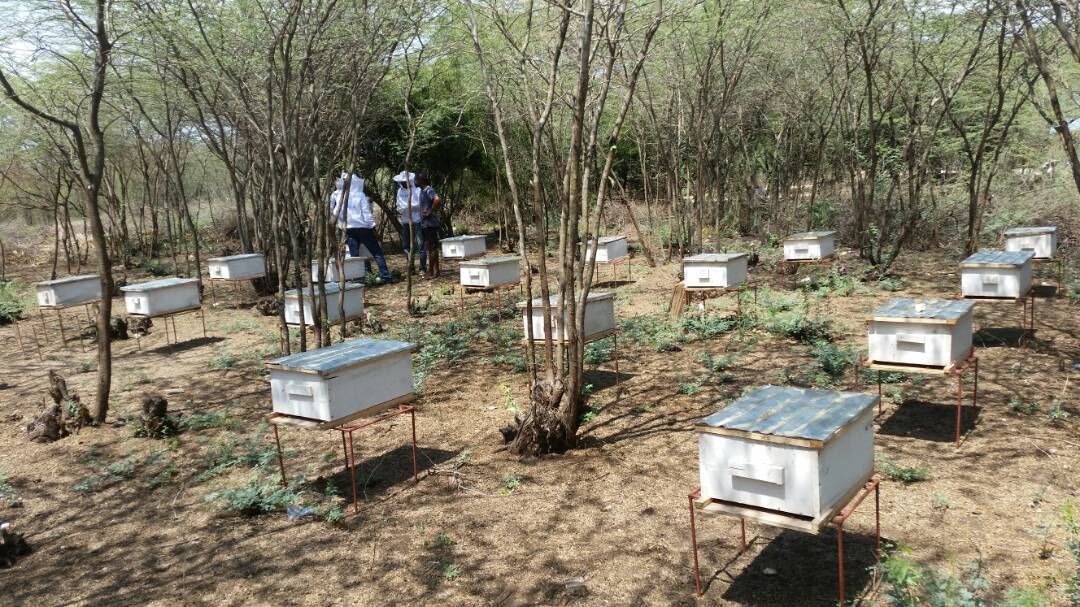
[682,253,748,289]
[311,253,371,283]
[265,338,416,422]
[960,250,1034,299]
[283,282,364,326]
[1003,226,1057,260]
[36,274,101,309]
[696,386,878,521]
[121,277,201,317]
[867,297,974,369]
[440,234,487,259]
[783,230,836,261]
[459,255,521,289]
[207,253,266,281]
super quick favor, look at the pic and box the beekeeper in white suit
[329,172,392,283]
[393,171,426,276]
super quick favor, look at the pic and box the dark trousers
[400,222,426,270]
[345,227,391,281]
[422,226,440,276]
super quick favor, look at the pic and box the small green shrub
[500,384,521,416]
[1,281,33,324]
[810,341,858,380]
[878,277,904,292]
[1061,498,1080,605]
[877,455,930,483]
[443,562,460,581]
[178,412,239,432]
[490,353,526,373]
[678,379,703,395]
[204,473,301,516]
[500,473,523,494]
[1046,399,1071,425]
[142,258,172,277]
[764,313,833,344]
[1008,398,1040,415]
[881,544,1049,607]
[209,348,238,370]
[584,337,615,364]
[425,532,454,549]
[698,352,735,373]
[0,470,16,503]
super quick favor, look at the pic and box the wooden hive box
[440,235,487,259]
[1004,226,1057,260]
[121,278,201,317]
[584,236,629,263]
[283,282,364,326]
[460,255,521,288]
[867,297,974,368]
[682,253,748,289]
[36,274,101,308]
[697,386,878,520]
[265,338,416,422]
[208,253,266,281]
[783,231,836,261]
[517,291,615,343]
[960,250,1033,299]
[311,255,371,283]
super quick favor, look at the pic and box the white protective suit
[393,171,422,225]
[330,173,376,229]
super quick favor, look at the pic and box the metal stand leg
[874,482,881,584]
[689,489,702,596]
[837,520,846,606]
[972,358,979,407]
[14,320,24,350]
[343,429,359,515]
[613,332,620,393]
[210,279,217,304]
[200,307,207,338]
[955,369,963,446]
[38,308,49,346]
[410,406,418,483]
[273,424,287,487]
[57,310,66,345]
[740,518,746,551]
[877,370,882,416]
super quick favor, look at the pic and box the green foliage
[443,562,460,581]
[679,314,740,339]
[678,378,703,395]
[764,314,833,344]
[208,348,238,370]
[0,281,30,325]
[1008,398,1040,415]
[178,412,239,432]
[930,493,950,512]
[490,353,526,373]
[881,545,1048,607]
[204,473,301,516]
[618,315,684,352]
[809,341,859,380]
[0,470,16,503]
[584,337,615,364]
[698,352,735,373]
[425,532,454,549]
[131,415,178,439]
[877,455,930,483]
[799,265,867,297]
[75,449,176,493]
[878,277,904,292]
[500,384,520,416]
[500,473,523,494]
[1062,499,1080,605]
[1046,399,1071,425]
[195,424,283,481]
[142,258,173,277]
[220,318,261,334]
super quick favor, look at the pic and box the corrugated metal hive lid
[121,277,198,291]
[37,274,99,287]
[960,250,1034,267]
[697,386,877,443]
[1004,226,1056,235]
[516,291,613,308]
[460,255,522,267]
[594,236,626,244]
[208,253,264,262]
[684,253,748,263]
[441,234,485,242]
[870,297,974,321]
[786,231,836,240]
[267,338,415,374]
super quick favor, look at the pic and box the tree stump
[255,296,280,317]
[26,371,90,442]
[136,394,174,439]
[0,522,30,568]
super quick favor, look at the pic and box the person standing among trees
[393,171,425,276]
[416,173,442,278]
[330,172,393,283]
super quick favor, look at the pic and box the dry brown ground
[0,239,1077,606]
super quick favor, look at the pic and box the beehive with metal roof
[266,338,416,422]
[682,253,749,289]
[867,297,974,368]
[121,277,201,317]
[696,386,877,519]
[1004,226,1058,259]
[783,231,836,261]
[960,251,1033,299]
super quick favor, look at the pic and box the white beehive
[265,338,416,422]
[783,231,836,261]
[310,255,371,283]
[283,282,364,326]
[867,298,974,368]
[517,291,615,343]
[697,386,877,519]
[460,255,521,288]
[584,236,629,263]
[960,250,1034,299]
[441,235,487,259]
[208,253,266,280]
[36,274,101,308]
[682,253,749,289]
[121,277,201,317]
[1004,226,1057,259]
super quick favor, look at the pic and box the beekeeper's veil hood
[393,171,416,186]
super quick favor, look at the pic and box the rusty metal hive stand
[859,298,979,446]
[688,386,881,605]
[264,339,421,516]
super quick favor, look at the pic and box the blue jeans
[399,222,426,270]
[345,228,391,281]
